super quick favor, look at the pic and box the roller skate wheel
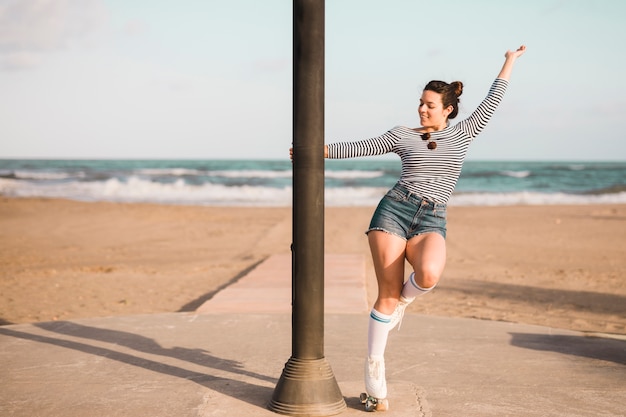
[375,398,389,411]
[359,392,368,403]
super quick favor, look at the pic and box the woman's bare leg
[367,231,408,315]
[364,230,408,400]
[405,232,447,290]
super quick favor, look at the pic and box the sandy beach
[0,197,624,335]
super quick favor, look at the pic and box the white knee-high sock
[400,272,436,300]
[368,308,392,358]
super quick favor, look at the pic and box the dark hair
[424,80,463,119]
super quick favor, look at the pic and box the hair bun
[451,81,463,97]
[423,79,463,119]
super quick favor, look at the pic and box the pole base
[269,356,346,416]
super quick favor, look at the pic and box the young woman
[322,45,527,405]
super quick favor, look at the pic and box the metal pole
[268,0,345,415]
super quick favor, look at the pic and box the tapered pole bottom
[269,357,346,416]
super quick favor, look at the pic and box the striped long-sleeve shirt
[327,78,509,204]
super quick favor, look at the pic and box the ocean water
[1,159,625,207]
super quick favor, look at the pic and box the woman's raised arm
[497,45,527,81]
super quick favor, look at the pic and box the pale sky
[0,0,625,161]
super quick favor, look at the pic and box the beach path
[196,253,368,314]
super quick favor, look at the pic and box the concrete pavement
[1,254,624,416]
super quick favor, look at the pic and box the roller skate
[360,392,389,412]
[362,356,389,411]
[389,272,418,331]
[389,295,414,331]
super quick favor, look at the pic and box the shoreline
[1,197,625,335]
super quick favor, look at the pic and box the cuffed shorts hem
[365,227,446,240]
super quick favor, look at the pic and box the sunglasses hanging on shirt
[421,132,437,150]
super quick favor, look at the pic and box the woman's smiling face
[418,90,453,131]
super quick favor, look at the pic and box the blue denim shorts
[367,184,447,240]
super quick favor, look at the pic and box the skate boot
[361,356,389,411]
[389,295,414,331]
